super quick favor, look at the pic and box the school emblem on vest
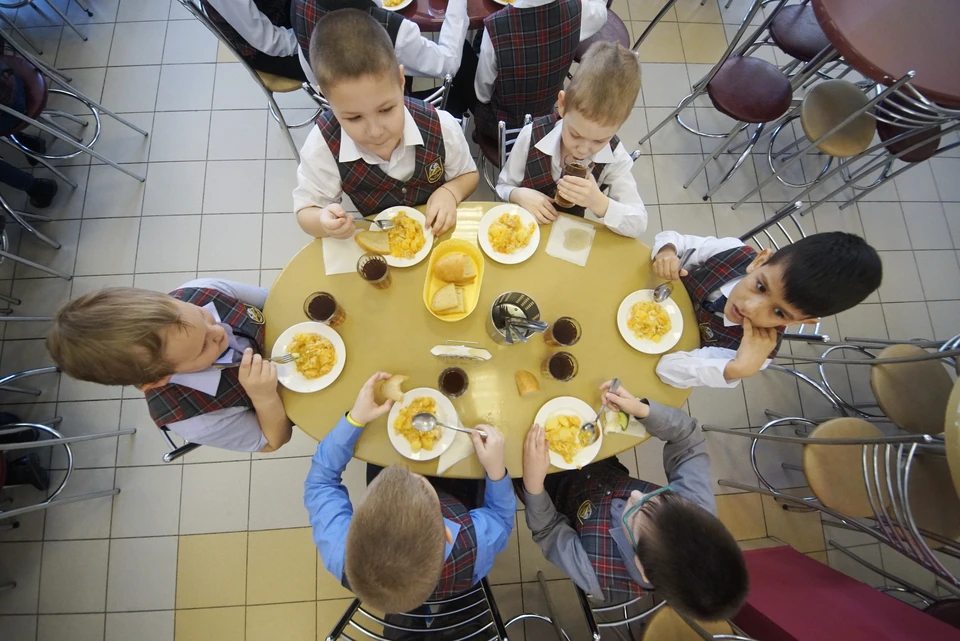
[699,323,716,342]
[425,158,444,184]
[246,306,265,325]
[577,500,594,524]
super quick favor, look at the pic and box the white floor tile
[202,160,265,213]
[639,63,692,107]
[858,202,910,250]
[49,400,122,469]
[927,300,960,340]
[148,111,210,162]
[248,457,312,530]
[88,113,153,166]
[161,19,217,64]
[108,20,166,66]
[931,157,960,202]
[630,154,658,207]
[713,201,763,240]
[0,615,37,641]
[179,461,250,534]
[0,542,42,614]
[207,110,268,161]
[266,109,315,160]
[196,269,260,285]
[117,0,171,21]
[260,212,312,269]
[46,68,106,116]
[38,540,109,613]
[116,399,172,466]
[260,268,282,288]
[894,161,940,203]
[263,159,298,213]
[15,219,81,280]
[142,161,206,215]
[810,201,864,236]
[0,339,59,403]
[211,63,268,111]
[645,106,702,155]
[83,163,146,218]
[4,278,71,340]
[658,202,716,236]
[0,485,46,543]
[111,465,182,537]
[106,537,177,611]
[136,214,201,272]
[43,468,116,540]
[155,63,216,112]
[37,614,104,641]
[56,23,114,69]
[875,251,923,303]
[100,66,162,114]
[68,0,120,23]
[881,302,934,340]
[197,213,262,271]
[106,611,174,641]
[915,249,960,301]
[74,217,140,275]
[57,376,125,402]
[132,271,195,292]
[652,154,710,204]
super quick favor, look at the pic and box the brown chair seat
[871,344,953,435]
[803,417,886,517]
[800,79,876,158]
[475,129,499,166]
[574,10,630,62]
[642,605,733,640]
[876,118,942,163]
[707,56,793,124]
[256,70,302,94]
[0,55,47,136]
[769,4,833,63]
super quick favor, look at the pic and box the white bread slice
[355,230,390,254]
[431,283,460,313]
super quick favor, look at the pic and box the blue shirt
[304,415,517,588]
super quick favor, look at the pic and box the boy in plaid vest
[522,380,748,619]
[496,42,647,238]
[305,372,516,613]
[202,0,305,80]
[473,0,608,138]
[293,10,478,238]
[652,231,882,388]
[47,279,292,453]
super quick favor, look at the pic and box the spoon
[504,318,530,343]
[580,378,621,445]
[506,317,548,333]
[412,413,488,439]
[653,248,695,303]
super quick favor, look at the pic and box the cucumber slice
[618,411,629,430]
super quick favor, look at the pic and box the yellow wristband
[345,412,364,427]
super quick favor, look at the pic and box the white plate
[616,289,684,355]
[374,206,434,268]
[379,0,414,11]
[387,387,459,461]
[477,204,541,265]
[492,0,515,5]
[533,396,602,470]
[272,321,346,393]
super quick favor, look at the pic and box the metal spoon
[580,378,621,445]
[653,248,696,303]
[504,318,530,343]
[412,413,488,439]
[506,317,548,333]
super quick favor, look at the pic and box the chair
[573,0,630,63]
[0,0,93,49]
[0,209,72,280]
[159,427,201,464]
[577,584,666,640]
[646,606,756,641]
[476,114,531,194]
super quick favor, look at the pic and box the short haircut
[564,41,641,127]
[309,9,399,92]
[47,288,185,387]
[636,493,748,621]
[345,466,446,613]
[766,231,882,318]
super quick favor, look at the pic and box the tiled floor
[0,0,958,639]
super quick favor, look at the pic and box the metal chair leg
[266,91,299,163]
[42,0,88,41]
[0,12,43,56]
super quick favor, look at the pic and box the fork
[213,353,299,370]
[359,218,396,230]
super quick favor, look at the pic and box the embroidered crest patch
[246,306,265,325]
[577,500,595,524]
[699,322,716,342]
[425,158,444,184]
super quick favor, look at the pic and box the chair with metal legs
[647,606,756,641]
[0,0,93,44]
[159,427,201,464]
[476,114,531,194]
[0,214,72,280]
[577,584,667,640]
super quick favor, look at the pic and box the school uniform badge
[577,500,594,524]
[246,306,265,325]
[699,323,716,342]
[425,158,444,184]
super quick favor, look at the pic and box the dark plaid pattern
[430,490,479,600]
[290,0,402,59]
[0,61,18,110]
[317,96,447,217]
[474,0,581,137]
[520,112,618,218]
[203,0,293,61]
[682,246,784,356]
[145,287,266,428]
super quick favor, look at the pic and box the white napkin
[545,216,596,267]
[321,230,367,276]
[437,426,476,475]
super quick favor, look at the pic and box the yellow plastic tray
[423,239,485,322]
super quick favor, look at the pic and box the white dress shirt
[651,232,773,389]
[474,0,608,103]
[206,0,300,57]
[496,118,647,238]
[297,0,468,85]
[293,105,477,212]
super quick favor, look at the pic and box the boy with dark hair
[652,231,882,388]
[522,380,748,620]
[293,9,478,237]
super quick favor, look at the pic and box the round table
[396,0,502,31]
[264,204,699,478]
[812,0,960,107]
[945,376,960,500]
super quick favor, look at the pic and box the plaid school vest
[559,462,660,604]
[316,97,447,217]
[145,287,266,428]
[203,0,293,61]
[291,0,402,56]
[681,246,784,356]
[430,490,479,600]
[474,0,581,138]
[520,112,618,218]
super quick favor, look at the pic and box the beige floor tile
[826,543,884,586]
[491,583,525,641]
[37,614,104,641]
[489,514,522,585]
[247,602,316,641]
[673,0,722,23]
[627,0,677,22]
[517,513,567,582]
[38,540,109,614]
[216,41,239,63]
[807,551,828,564]
[248,458,312,531]
[632,20,685,63]
[246,528,316,605]
[316,598,356,637]
[714,493,767,541]
[760,492,825,553]
[176,532,247,609]
[174,607,244,641]
[521,579,591,641]
[678,22,729,63]
[737,537,785,552]
[318,554,354,601]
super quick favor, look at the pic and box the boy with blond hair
[496,41,647,239]
[305,372,516,613]
[47,280,291,453]
[293,9,478,239]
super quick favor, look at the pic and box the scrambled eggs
[387,211,426,259]
[628,301,672,342]
[287,333,337,379]
[395,396,440,453]
[545,414,590,464]
[488,213,535,254]
[383,0,403,5]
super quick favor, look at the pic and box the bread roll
[433,252,477,284]
[515,370,540,396]
[378,374,408,403]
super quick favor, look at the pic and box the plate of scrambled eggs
[380,0,413,11]
[616,290,683,354]
[272,321,346,393]
[534,396,602,470]
[387,387,458,461]
[374,206,434,268]
[478,204,540,264]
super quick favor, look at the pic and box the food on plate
[286,333,337,379]
[544,414,591,464]
[431,283,466,315]
[601,409,630,434]
[395,396,441,452]
[515,370,540,397]
[433,252,477,284]
[383,0,403,5]
[355,230,391,254]
[378,374,408,403]
[627,300,672,342]
[488,212,536,254]
[387,211,426,259]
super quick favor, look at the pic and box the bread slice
[433,252,477,284]
[378,374,408,403]
[515,370,540,396]
[355,230,390,254]
[431,283,460,313]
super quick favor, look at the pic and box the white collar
[719,277,741,327]
[533,119,617,164]
[338,106,423,164]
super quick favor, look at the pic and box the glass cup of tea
[541,351,579,382]
[438,366,469,398]
[357,253,391,289]
[544,316,581,347]
[555,155,594,208]
[304,291,345,327]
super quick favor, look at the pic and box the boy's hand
[726,318,777,381]
[320,204,355,239]
[237,348,279,403]
[425,187,458,236]
[556,173,606,215]
[599,380,650,419]
[349,372,395,425]
[522,423,550,495]
[652,245,689,281]
[511,187,558,224]
[472,423,506,481]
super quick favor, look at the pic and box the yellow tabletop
[264,203,698,478]
[945,376,960,499]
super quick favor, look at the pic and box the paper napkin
[321,230,367,276]
[545,216,597,267]
[437,427,476,475]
